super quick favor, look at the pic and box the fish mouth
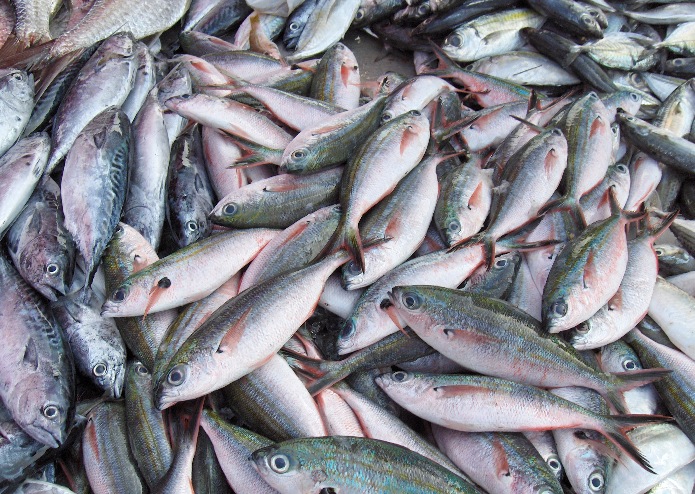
[26,424,62,449]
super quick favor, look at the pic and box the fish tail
[0,38,54,69]
[601,413,673,474]
[327,215,364,272]
[281,349,328,380]
[644,209,678,243]
[538,195,586,230]
[607,368,672,409]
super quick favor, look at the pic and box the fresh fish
[121,42,156,122]
[13,0,61,46]
[102,228,276,317]
[47,33,137,173]
[252,436,482,493]
[580,163,631,225]
[310,42,360,111]
[166,127,215,249]
[61,107,130,295]
[656,244,695,276]
[0,254,74,449]
[467,51,581,87]
[528,0,603,37]
[183,0,251,35]
[0,69,34,157]
[648,277,695,360]
[201,127,247,199]
[283,0,319,49]
[624,4,695,24]
[0,134,50,240]
[51,292,126,399]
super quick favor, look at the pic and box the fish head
[0,68,34,103]
[14,377,71,448]
[542,294,574,334]
[545,454,564,480]
[101,32,135,59]
[441,28,472,60]
[251,443,316,492]
[89,341,126,399]
[598,341,643,373]
[19,247,73,301]
[341,260,365,288]
[100,279,143,317]
[578,12,603,39]
[375,370,431,404]
[279,142,315,174]
[154,356,217,410]
[209,198,245,228]
[174,213,211,248]
[387,286,437,334]
[560,434,608,494]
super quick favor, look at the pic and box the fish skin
[568,215,674,350]
[47,33,137,173]
[121,42,156,122]
[82,402,145,494]
[316,387,365,437]
[625,152,661,212]
[61,107,131,295]
[47,0,190,59]
[648,277,695,360]
[280,95,387,174]
[433,427,563,494]
[528,0,603,38]
[101,223,177,370]
[0,401,48,485]
[13,0,61,46]
[310,43,361,110]
[154,251,350,409]
[580,162,631,225]
[283,0,319,49]
[542,190,634,334]
[252,436,482,493]
[468,51,581,86]
[123,90,170,251]
[376,371,665,472]
[329,109,430,272]
[166,127,215,249]
[342,153,441,289]
[626,328,695,445]
[201,127,247,199]
[222,353,328,441]
[102,228,277,317]
[0,0,14,50]
[523,431,564,480]
[388,285,666,413]
[157,65,193,147]
[199,410,278,494]
[51,292,126,399]
[0,69,34,157]
[0,134,50,241]
[209,167,343,229]
[656,244,695,276]
[599,341,660,415]
[124,360,172,490]
[464,251,522,299]
[183,0,250,35]
[0,253,74,450]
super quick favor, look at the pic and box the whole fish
[468,51,581,87]
[61,107,130,295]
[0,69,34,158]
[51,292,126,399]
[6,178,73,302]
[46,33,137,173]
[252,436,482,493]
[102,228,277,317]
[0,254,74,449]
[166,127,216,249]
[0,134,50,240]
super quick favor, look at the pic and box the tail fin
[225,135,283,167]
[600,414,673,473]
[538,195,586,230]
[327,215,365,273]
[604,368,671,414]
[642,209,678,244]
[448,232,496,268]
[0,38,54,69]
[281,349,332,379]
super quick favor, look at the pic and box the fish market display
[3,0,695,492]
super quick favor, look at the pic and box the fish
[310,42,360,110]
[0,69,34,157]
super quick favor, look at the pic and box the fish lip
[26,425,61,449]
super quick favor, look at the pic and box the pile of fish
[3,0,695,492]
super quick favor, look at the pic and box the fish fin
[468,182,485,209]
[23,337,39,370]
[604,368,672,414]
[341,63,353,86]
[217,307,253,354]
[326,216,365,273]
[601,414,673,473]
[583,251,596,290]
[281,349,328,380]
[510,115,546,133]
[427,40,460,73]
[538,195,587,230]
[491,436,511,479]
[143,277,172,319]
[432,384,484,398]
[0,38,54,69]
[643,209,678,243]
[380,298,411,338]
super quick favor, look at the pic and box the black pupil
[592,477,601,487]
[138,365,148,375]
[405,296,415,307]
[290,23,298,30]
[496,260,506,267]
[95,365,105,374]
[625,360,636,370]
[340,323,354,339]
[171,371,181,382]
[45,407,56,417]
[158,277,172,288]
[224,204,236,215]
[47,265,57,273]
[394,372,405,381]
[549,460,559,468]
[274,457,287,469]
[294,151,303,158]
[449,221,460,231]
[188,222,197,231]
[114,290,125,301]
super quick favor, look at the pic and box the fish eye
[167,364,187,386]
[339,320,356,340]
[186,220,198,231]
[495,258,508,268]
[43,404,59,419]
[12,72,23,81]
[551,128,563,136]
[547,455,562,473]
[589,9,600,17]
[588,471,604,491]
[222,203,238,216]
[392,371,411,383]
[136,364,149,375]
[382,112,393,122]
[46,263,60,275]
[622,358,637,371]
[616,164,628,173]
[581,14,594,24]
[655,248,664,256]
[402,291,422,310]
[346,261,362,275]
[448,220,461,233]
[417,3,430,15]
[629,92,640,102]
[289,22,299,31]
[269,453,291,473]
[114,224,124,235]
[291,149,306,160]
[180,93,193,99]
[409,110,421,117]
[447,34,463,48]
[112,287,128,303]
[551,301,568,317]
[92,363,107,377]
[355,9,364,19]
[575,322,590,334]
